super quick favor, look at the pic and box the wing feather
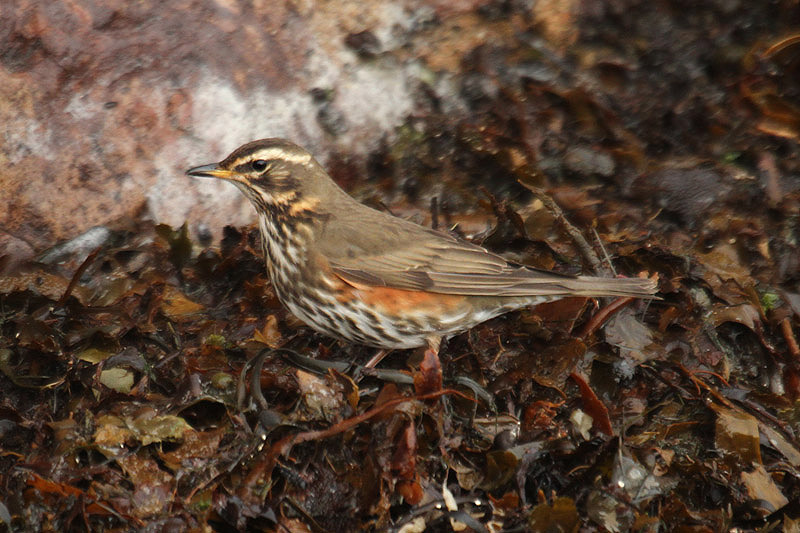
[318,204,656,298]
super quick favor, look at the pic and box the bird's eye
[251,159,268,172]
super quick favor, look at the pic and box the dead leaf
[392,423,422,505]
[713,406,761,464]
[696,244,751,284]
[529,496,580,533]
[296,369,348,423]
[253,314,282,348]
[0,270,90,304]
[160,285,204,319]
[117,454,173,518]
[741,464,789,513]
[99,367,134,393]
[605,308,656,365]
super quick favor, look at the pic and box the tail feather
[483,275,658,298]
[560,275,659,299]
[415,270,659,298]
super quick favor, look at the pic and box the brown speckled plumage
[187,138,657,354]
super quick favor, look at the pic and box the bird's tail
[556,275,658,299]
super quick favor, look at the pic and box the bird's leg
[364,349,390,369]
[414,336,443,395]
[425,336,441,359]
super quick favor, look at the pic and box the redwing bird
[187,139,656,364]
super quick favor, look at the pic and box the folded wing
[319,211,656,298]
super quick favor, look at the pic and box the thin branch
[518,182,603,274]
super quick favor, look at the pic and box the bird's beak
[186,163,236,181]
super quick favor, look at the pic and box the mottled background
[1,0,797,258]
[3,2,800,530]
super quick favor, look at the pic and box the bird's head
[187,138,345,213]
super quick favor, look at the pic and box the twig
[569,372,613,436]
[579,296,635,338]
[782,318,800,360]
[430,196,439,230]
[592,227,617,276]
[241,388,473,495]
[518,182,603,274]
[249,349,270,410]
[57,246,102,307]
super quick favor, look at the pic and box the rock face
[0,0,490,255]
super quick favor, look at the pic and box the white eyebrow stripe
[252,147,312,165]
